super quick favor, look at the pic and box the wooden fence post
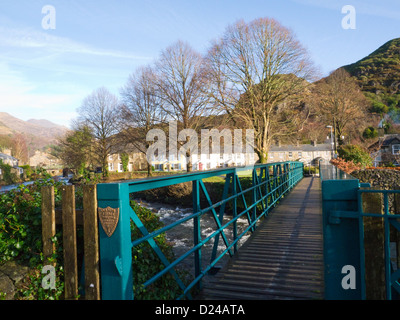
[362,192,385,300]
[62,185,78,300]
[83,185,101,300]
[41,186,56,263]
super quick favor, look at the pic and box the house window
[288,152,293,158]
[393,144,400,155]
[119,163,123,172]
[108,154,113,161]
[298,152,302,157]
[108,163,114,171]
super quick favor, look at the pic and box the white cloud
[0,26,151,60]
[0,26,149,127]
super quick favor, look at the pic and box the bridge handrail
[320,163,400,300]
[97,161,304,300]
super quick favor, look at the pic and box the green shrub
[20,165,33,180]
[338,144,373,167]
[0,171,65,300]
[0,175,63,264]
[363,126,379,139]
[0,160,17,185]
[370,101,389,114]
[303,166,319,175]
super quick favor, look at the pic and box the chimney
[311,140,317,146]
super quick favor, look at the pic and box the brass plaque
[98,207,120,237]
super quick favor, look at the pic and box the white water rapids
[133,199,258,280]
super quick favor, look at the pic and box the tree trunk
[147,163,152,177]
[257,149,269,164]
[186,150,192,172]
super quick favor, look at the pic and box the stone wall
[351,169,400,214]
[351,169,400,190]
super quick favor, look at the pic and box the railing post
[233,171,238,253]
[192,180,202,290]
[320,166,362,300]
[251,168,257,231]
[98,183,133,300]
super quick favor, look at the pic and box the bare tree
[76,87,121,177]
[153,40,211,171]
[314,68,369,148]
[11,134,28,165]
[206,18,317,163]
[120,65,166,176]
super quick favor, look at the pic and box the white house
[268,142,333,166]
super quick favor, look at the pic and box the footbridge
[96,161,400,300]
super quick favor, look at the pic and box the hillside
[343,38,400,113]
[0,112,68,155]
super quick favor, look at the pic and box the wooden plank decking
[198,176,324,300]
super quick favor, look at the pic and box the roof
[269,143,332,152]
[368,134,400,152]
[380,134,400,147]
[0,153,18,162]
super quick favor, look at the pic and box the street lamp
[326,125,334,159]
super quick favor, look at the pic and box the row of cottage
[108,141,334,173]
[105,135,400,172]
[2,135,399,176]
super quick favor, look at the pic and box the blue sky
[0,0,399,128]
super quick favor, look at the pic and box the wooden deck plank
[198,176,324,300]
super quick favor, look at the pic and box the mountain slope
[0,112,68,153]
[26,118,65,129]
[0,112,68,139]
[343,38,400,109]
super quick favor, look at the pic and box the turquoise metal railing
[320,163,400,300]
[97,161,304,300]
[357,189,400,300]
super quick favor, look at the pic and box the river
[134,199,260,284]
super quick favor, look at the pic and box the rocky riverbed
[134,200,257,280]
